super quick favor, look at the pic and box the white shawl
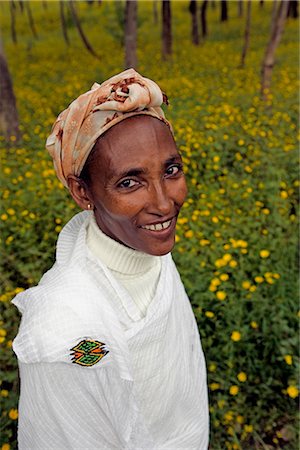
[12,212,209,449]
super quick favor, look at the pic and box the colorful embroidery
[70,339,108,367]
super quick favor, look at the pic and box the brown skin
[67,115,188,256]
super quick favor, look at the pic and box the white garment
[86,212,161,318]
[12,211,209,450]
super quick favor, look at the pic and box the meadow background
[0,1,299,449]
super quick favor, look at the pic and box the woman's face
[84,116,187,256]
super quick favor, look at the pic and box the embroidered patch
[70,339,109,367]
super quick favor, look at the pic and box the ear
[67,175,93,211]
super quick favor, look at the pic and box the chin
[144,240,175,256]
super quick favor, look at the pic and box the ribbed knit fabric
[86,213,161,318]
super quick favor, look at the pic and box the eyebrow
[115,154,181,179]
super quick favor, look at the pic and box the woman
[12,69,209,449]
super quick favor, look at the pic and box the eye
[117,179,139,189]
[165,164,183,177]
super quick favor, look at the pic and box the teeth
[142,220,171,231]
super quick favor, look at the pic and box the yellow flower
[250,321,258,329]
[2,444,11,450]
[175,235,180,243]
[286,385,299,399]
[231,331,241,342]
[1,389,9,397]
[260,250,270,258]
[223,253,232,262]
[209,382,220,391]
[236,415,244,424]
[7,208,15,216]
[220,273,229,281]
[8,408,18,420]
[217,399,225,408]
[185,230,194,238]
[205,311,215,318]
[244,424,253,433]
[208,363,217,372]
[229,260,238,268]
[0,329,6,337]
[199,239,210,246]
[237,372,247,382]
[224,410,234,421]
[254,276,264,283]
[280,190,288,199]
[211,278,221,286]
[0,214,8,221]
[242,281,251,290]
[229,385,239,396]
[284,355,292,365]
[216,291,227,301]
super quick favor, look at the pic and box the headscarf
[46,69,171,187]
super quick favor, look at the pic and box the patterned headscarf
[46,69,170,187]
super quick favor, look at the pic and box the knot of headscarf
[46,69,170,187]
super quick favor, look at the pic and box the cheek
[175,178,188,205]
[94,194,143,220]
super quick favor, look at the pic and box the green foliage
[0,1,298,449]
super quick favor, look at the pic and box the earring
[87,203,92,210]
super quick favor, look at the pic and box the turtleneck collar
[86,213,159,276]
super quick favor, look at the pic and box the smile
[141,219,172,231]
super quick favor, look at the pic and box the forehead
[92,116,178,172]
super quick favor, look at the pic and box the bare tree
[10,0,17,44]
[0,34,20,141]
[189,1,199,45]
[60,1,70,46]
[261,0,289,99]
[200,0,208,38]
[69,0,100,60]
[162,0,172,58]
[238,0,243,18]
[25,1,38,39]
[221,0,228,22]
[240,0,251,67]
[270,0,278,32]
[287,0,298,18]
[153,1,158,25]
[124,0,137,69]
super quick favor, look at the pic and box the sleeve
[18,361,141,450]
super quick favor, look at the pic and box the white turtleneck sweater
[86,213,161,318]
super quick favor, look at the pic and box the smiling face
[69,115,188,256]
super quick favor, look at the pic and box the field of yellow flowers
[0,1,299,449]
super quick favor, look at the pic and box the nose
[145,181,173,216]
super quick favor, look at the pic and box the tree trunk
[124,0,137,69]
[10,1,17,44]
[162,0,172,58]
[200,0,208,38]
[153,0,158,25]
[240,0,251,67]
[60,1,69,46]
[189,1,199,45]
[287,0,298,18]
[238,0,243,18]
[261,0,289,99]
[25,1,38,39]
[270,0,278,33]
[0,35,20,141]
[69,0,100,60]
[221,0,228,22]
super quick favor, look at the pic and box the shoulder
[12,262,115,366]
